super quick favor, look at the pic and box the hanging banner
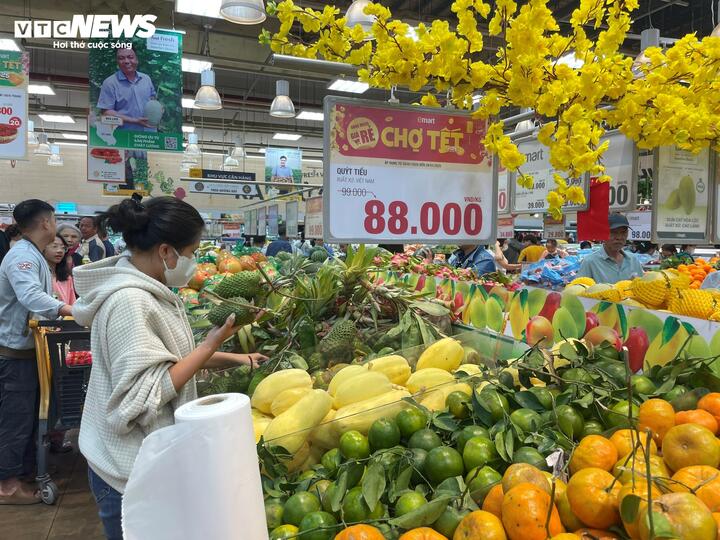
[185,168,262,199]
[0,50,29,160]
[543,216,566,240]
[265,147,302,198]
[257,206,267,237]
[267,205,279,237]
[324,97,494,244]
[602,131,637,211]
[248,210,258,236]
[286,200,299,237]
[653,146,712,242]
[497,168,510,216]
[243,211,252,236]
[510,138,589,214]
[302,163,324,199]
[88,29,183,152]
[88,146,125,182]
[627,211,652,241]
[305,196,324,240]
[497,216,514,239]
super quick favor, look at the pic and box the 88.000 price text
[364,200,483,237]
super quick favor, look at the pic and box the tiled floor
[0,436,104,540]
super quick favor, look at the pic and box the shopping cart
[30,319,92,504]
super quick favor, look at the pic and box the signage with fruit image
[653,146,712,242]
[88,146,125,182]
[0,49,28,160]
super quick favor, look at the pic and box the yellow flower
[547,190,564,209]
[565,186,586,204]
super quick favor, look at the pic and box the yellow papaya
[250,369,312,414]
[333,389,411,436]
[327,364,368,396]
[416,337,464,372]
[405,368,455,394]
[365,355,411,385]
[333,371,392,409]
[262,389,333,454]
[309,409,339,450]
[270,386,313,417]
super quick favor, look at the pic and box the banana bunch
[236,324,257,354]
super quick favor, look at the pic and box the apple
[526,315,555,347]
[584,312,600,336]
[584,325,622,351]
[538,292,562,322]
[624,327,650,373]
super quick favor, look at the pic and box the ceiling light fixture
[557,52,584,69]
[0,39,21,52]
[27,120,39,145]
[194,69,222,110]
[38,114,75,124]
[182,57,213,73]
[175,0,222,18]
[345,0,376,37]
[296,110,324,121]
[28,83,55,95]
[273,132,302,141]
[270,80,296,118]
[220,0,267,24]
[34,133,52,156]
[223,154,240,168]
[61,133,87,140]
[633,28,660,76]
[47,145,64,166]
[328,78,370,94]
[182,97,199,109]
[182,125,196,133]
[184,133,202,157]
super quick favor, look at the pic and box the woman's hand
[236,352,269,368]
[204,314,240,350]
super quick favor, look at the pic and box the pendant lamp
[346,0,375,35]
[34,133,52,156]
[270,80,296,118]
[47,145,63,166]
[194,69,222,110]
[220,0,266,24]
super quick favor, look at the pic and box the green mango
[552,307,580,342]
[528,288,548,318]
[485,296,505,333]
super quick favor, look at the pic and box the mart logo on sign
[14,15,157,39]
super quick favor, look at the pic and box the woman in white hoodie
[72,196,266,540]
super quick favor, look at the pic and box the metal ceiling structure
[0,0,717,153]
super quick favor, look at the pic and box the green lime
[308,480,331,502]
[476,389,510,422]
[528,387,554,410]
[270,524,299,540]
[433,506,470,538]
[446,390,472,419]
[265,499,285,530]
[396,407,428,438]
[368,418,401,451]
[284,492,321,526]
[456,425,491,454]
[408,428,443,452]
[298,511,338,540]
[395,491,427,517]
[631,375,656,396]
[339,431,370,460]
[555,404,585,440]
[465,465,502,505]
[425,446,464,484]
[512,446,549,471]
[321,448,342,476]
[462,437,498,472]
[582,419,605,437]
[509,408,542,433]
[605,400,639,429]
[562,367,594,385]
[410,447,428,484]
[663,384,688,402]
[341,487,383,523]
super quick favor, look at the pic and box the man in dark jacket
[504,232,523,265]
[76,216,107,265]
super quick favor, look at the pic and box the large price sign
[0,50,29,160]
[510,138,589,214]
[627,211,652,241]
[602,131,637,211]
[497,169,510,215]
[323,97,495,244]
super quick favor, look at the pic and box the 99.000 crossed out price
[363,200,483,236]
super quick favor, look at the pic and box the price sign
[497,216,514,239]
[497,169,510,215]
[0,50,28,160]
[543,216,566,240]
[627,211,652,241]
[305,196,324,239]
[653,146,712,242]
[510,138,589,214]
[323,97,495,244]
[602,131,637,211]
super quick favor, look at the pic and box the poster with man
[88,29,183,153]
[265,147,302,198]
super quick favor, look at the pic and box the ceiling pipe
[270,54,359,76]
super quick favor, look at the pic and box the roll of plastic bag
[122,393,268,540]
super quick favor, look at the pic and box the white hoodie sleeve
[101,289,179,434]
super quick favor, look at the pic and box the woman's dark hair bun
[102,198,150,235]
[99,196,204,252]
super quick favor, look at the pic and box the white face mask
[162,247,197,288]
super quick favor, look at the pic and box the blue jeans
[88,467,123,540]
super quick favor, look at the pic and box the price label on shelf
[627,211,651,241]
[323,98,495,244]
[602,131,637,211]
[510,138,588,214]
